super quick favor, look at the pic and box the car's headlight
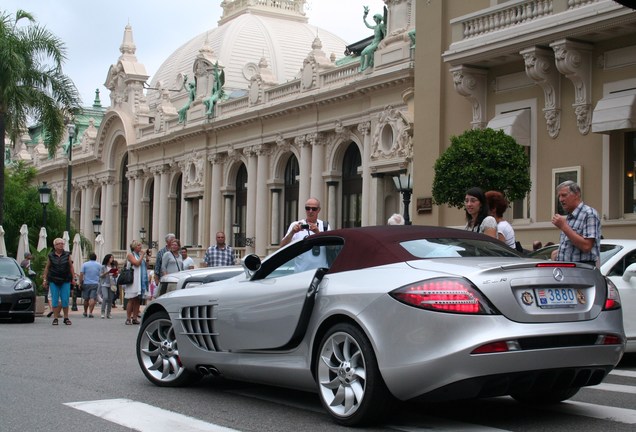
[14,279,34,291]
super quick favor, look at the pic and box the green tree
[432,128,531,209]
[3,162,68,255]
[0,9,81,224]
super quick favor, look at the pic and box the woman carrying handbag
[124,240,148,325]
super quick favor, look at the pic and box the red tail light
[603,278,621,311]
[390,277,497,315]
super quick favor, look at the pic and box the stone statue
[203,62,225,117]
[178,75,197,124]
[360,6,386,72]
[408,28,416,48]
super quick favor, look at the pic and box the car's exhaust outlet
[197,366,211,375]
[197,365,221,376]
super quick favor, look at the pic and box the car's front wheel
[136,311,195,387]
[315,323,393,426]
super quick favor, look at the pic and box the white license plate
[535,288,578,308]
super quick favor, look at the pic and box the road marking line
[549,401,636,424]
[610,369,636,378]
[587,382,636,395]
[64,398,240,432]
[389,420,512,431]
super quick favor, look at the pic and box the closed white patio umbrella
[0,226,7,256]
[16,224,30,262]
[37,227,48,251]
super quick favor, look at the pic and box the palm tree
[0,9,81,224]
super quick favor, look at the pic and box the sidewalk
[41,299,148,320]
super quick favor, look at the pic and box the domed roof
[149,1,348,97]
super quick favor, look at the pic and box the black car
[0,256,36,323]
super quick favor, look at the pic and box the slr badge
[521,291,534,305]
[553,267,564,282]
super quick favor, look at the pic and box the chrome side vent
[178,305,218,351]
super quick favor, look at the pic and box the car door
[606,249,636,346]
[214,237,341,351]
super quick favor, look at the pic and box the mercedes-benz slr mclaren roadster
[136,225,625,426]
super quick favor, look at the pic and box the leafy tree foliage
[0,9,81,224]
[2,162,68,257]
[432,128,531,209]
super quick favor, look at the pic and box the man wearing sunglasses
[280,198,329,248]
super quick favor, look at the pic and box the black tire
[315,323,394,426]
[136,310,196,387]
[512,386,581,404]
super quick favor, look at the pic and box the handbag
[118,263,134,285]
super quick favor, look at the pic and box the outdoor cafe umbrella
[0,226,6,256]
[71,233,84,277]
[94,233,105,262]
[16,224,30,262]
[62,231,70,252]
[37,227,48,251]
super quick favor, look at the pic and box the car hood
[0,276,22,291]
[406,258,609,324]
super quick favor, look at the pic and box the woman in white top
[486,190,516,248]
[463,187,497,238]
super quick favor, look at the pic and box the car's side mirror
[622,262,636,282]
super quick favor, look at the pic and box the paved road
[1,304,635,431]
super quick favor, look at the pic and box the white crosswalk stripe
[65,399,241,432]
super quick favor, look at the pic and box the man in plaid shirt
[551,180,601,266]
[203,232,235,267]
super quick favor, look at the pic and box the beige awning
[487,109,530,146]
[592,92,636,134]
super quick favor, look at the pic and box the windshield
[400,238,520,259]
[0,259,22,276]
[600,244,623,266]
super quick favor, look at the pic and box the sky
[3,0,387,106]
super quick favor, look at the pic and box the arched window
[284,155,299,230]
[342,143,362,228]
[120,153,128,249]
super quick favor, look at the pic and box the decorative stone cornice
[550,39,592,135]
[520,46,561,139]
[450,65,488,129]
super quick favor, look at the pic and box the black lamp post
[232,223,240,247]
[392,172,413,225]
[92,215,102,236]
[65,121,76,232]
[139,227,146,245]
[38,181,51,228]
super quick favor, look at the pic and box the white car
[529,239,636,352]
[157,266,243,298]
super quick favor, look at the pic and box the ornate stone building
[413,0,636,245]
[31,0,416,260]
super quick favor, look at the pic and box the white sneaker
[101,314,105,319]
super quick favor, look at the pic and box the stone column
[358,122,371,226]
[133,170,143,242]
[126,172,135,244]
[308,133,324,202]
[209,154,224,246]
[297,135,311,214]
[158,166,170,241]
[103,179,114,253]
[327,181,338,229]
[151,167,161,249]
[255,144,271,256]
[224,194,233,246]
[183,198,193,246]
[271,189,281,245]
[80,184,90,238]
[244,147,258,255]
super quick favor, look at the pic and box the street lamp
[232,223,240,247]
[139,227,146,244]
[92,215,102,236]
[38,181,51,228]
[65,121,76,232]
[392,172,413,225]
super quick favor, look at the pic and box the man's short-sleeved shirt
[204,245,235,267]
[557,202,601,263]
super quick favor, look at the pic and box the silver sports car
[136,226,625,426]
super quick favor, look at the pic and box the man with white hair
[387,213,405,225]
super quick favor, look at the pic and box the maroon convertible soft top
[313,225,500,274]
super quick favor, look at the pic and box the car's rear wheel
[512,386,581,404]
[136,311,195,387]
[315,323,393,426]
